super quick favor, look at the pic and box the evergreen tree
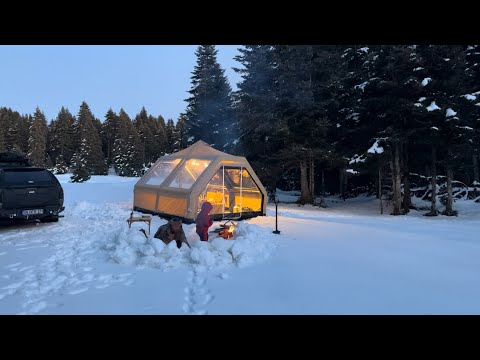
[271,45,343,203]
[12,113,30,155]
[113,109,143,176]
[415,45,467,216]
[5,109,23,152]
[70,153,91,182]
[352,45,424,214]
[73,101,107,176]
[0,108,8,151]
[165,118,175,153]
[148,114,168,158]
[334,45,371,196]
[0,108,25,152]
[48,107,76,173]
[27,107,48,166]
[234,45,284,192]
[457,45,480,184]
[102,109,120,168]
[174,114,188,151]
[184,45,234,150]
[134,107,160,166]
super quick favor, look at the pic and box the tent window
[144,159,180,185]
[166,159,211,189]
[198,167,262,215]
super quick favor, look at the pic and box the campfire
[211,220,236,239]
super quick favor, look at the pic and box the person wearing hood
[154,217,190,249]
[196,201,213,241]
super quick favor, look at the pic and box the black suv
[0,152,64,222]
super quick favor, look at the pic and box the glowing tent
[133,141,267,222]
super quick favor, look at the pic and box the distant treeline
[0,104,186,180]
[2,45,480,216]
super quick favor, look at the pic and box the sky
[2,174,480,314]
[0,45,242,122]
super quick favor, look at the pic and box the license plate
[22,209,44,215]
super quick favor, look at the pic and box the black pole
[273,195,280,234]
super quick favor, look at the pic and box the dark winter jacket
[154,219,189,248]
[196,202,213,239]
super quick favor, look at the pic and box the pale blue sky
[0,45,242,122]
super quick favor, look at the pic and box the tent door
[222,166,242,220]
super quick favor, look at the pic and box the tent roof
[163,140,241,160]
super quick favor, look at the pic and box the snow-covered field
[1,174,480,314]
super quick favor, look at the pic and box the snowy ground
[1,175,480,314]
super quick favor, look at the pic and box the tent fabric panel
[156,195,188,217]
[133,189,158,211]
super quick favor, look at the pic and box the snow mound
[108,221,278,271]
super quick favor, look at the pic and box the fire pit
[211,220,236,239]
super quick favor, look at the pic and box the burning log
[210,220,236,239]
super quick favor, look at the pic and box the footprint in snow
[16,245,48,251]
[182,303,193,314]
[202,293,214,306]
[69,287,89,295]
[29,301,47,313]
[1,282,24,290]
[194,277,206,287]
[5,262,22,269]
[95,284,110,289]
[184,287,194,295]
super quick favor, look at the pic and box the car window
[3,169,56,186]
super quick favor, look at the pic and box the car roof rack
[0,152,32,167]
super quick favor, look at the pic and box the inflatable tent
[133,141,267,222]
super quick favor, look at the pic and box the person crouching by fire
[154,217,190,249]
[196,201,213,241]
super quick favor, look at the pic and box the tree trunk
[444,165,455,216]
[390,142,402,215]
[344,170,349,195]
[299,161,313,204]
[107,140,111,166]
[443,146,457,216]
[379,165,383,215]
[426,145,438,216]
[321,169,326,195]
[394,141,402,214]
[473,153,479,184]
[309,154,315,197]
[402,139,411,213]
[390,158,396,212]
[339,168,344,195]
[402,174,411,213]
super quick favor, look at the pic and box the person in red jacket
[196,201,213,241]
